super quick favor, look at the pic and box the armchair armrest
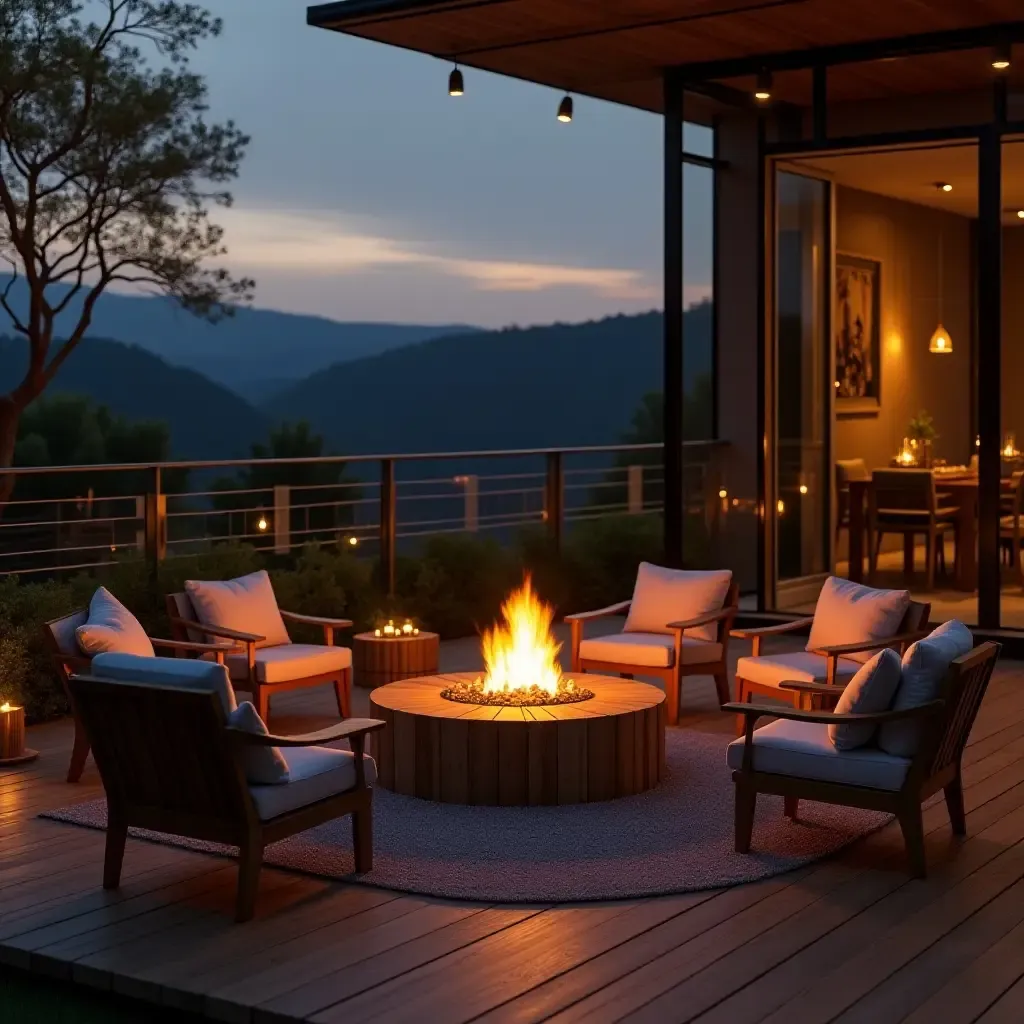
[723,700,942,727]
[730,617,814,640]
[666,606,736,631]
[279,610,354,629]
[564,600,631,623]
[778,679,852,695]
[808,629,928,658]
[279,609,353,646]
[150,637,237,663]
[228,717,386,747]
[730,616,814,657]
[169,617,264,644]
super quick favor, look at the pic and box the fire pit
[439,579,594,707]
[369,577,666,806]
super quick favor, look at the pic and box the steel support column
[977,123,1002,628]
[663,71,685,568]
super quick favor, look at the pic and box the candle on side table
[0,702,39,766]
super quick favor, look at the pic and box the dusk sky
[189,2,713,328]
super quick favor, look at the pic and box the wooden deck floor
[4,634,1024,1023]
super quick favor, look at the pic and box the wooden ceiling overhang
[308,0,1024,115]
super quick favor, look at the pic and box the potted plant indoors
[907,410,938,468]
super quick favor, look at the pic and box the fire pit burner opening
[440,575,595,707]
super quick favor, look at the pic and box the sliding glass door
[772,170,831,610]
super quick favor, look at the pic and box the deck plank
[1,643,1023,1024]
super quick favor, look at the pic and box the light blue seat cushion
[727,719,911,791]
[249,746,377,820]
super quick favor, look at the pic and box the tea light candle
[0,701,38,766]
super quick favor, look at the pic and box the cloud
[216,207,659,302]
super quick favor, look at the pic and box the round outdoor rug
[41,728,891,902]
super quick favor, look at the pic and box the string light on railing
[256,515,268,532]
[799,484,809,495]
[718,488,728,499]
[777,498,785,515]
[347,536,359,546]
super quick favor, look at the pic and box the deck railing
[0,440,729,588]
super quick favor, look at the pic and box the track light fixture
[448,63,464,96]
[557,93,573,122]
[992,41,1012,71]
[754,69,772,102]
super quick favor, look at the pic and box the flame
[479,576,564,695]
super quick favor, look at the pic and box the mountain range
[0,274,477,401]
[1,298,713,463]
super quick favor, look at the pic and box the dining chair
[1000,470,1024,582]
[835,458,870,548]
[869,469,958,591]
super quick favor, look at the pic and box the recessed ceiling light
[754,69,772,102]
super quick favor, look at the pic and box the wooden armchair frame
[43,608,233,783]
[165,593,354,722]
[725,642,1000,877]
[567,581,739,724]
[730,599,930,736]
[68,673,385,922]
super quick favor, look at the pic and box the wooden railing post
[379,458,396,597]
[627,465,644,514]
[144,465,166,586]
[463,475,479,532]
[545,452,563,549]
[273,484,290,554]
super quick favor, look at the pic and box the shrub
[270,542,378,641]
[407,534,518,638]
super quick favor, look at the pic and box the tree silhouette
[0,1,251,502]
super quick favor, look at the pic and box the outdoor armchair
[166,569,354,722]
[730,576,930,735]
[44,600,234,783]
[566,563,738,724]
[70,653,385,922]
[724,641,999,877]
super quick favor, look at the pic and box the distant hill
[0,274,480,402]
[0,336,269,460]
[267,306,712,455]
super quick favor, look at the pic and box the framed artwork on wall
[834,253,881,415]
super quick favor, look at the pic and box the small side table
[352,631,440,689]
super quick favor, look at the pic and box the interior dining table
[846,469,1014,592]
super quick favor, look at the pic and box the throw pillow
[185,569,290,649]
[228,701,290,785]
[75,587,155,658]
[878,620,973,757]
[624,563,732,643]
[829,647,902,750]
[807,576,911,664]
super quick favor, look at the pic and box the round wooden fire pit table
[352,630,440,689]
[369,673,666,806]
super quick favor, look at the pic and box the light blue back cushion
[90,653,237,715]
[878,620,973,758]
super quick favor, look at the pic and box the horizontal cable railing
[0,440,732,581]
